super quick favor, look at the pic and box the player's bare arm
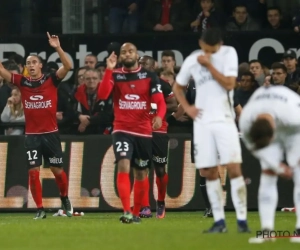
[0,61,12,83]
[47,32,72,80]
[166,96,178,112]
[97,52,117,100]
[173,83,201,120]
[198,54,236,91]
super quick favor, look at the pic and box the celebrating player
[138,56,177,219]
[173,28,250,233]
[97,43,166,223]
[0,32,73,219]
[239,85,300,243]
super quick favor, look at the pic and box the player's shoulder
[138,68,159,79]
[183,50,202,64]
[159,77,170,86]
[220,45,237,56]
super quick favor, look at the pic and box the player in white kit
[239,85,300,243]
[173,28,250,233]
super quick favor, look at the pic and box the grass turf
[0,211,298,250]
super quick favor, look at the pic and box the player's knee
[201,167,218,180]
[134,168,147,180]
[226,163,242,179]
[117,159,130,173]
[154,164,165,177]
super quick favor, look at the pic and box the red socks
[117,173,131,212]
[156,173,169,202]
[141,177,150,207]
[132,178,147,216]
[54,171,68,197]
[29,170,43,208]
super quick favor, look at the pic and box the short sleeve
[223,47,238,77]
[159,79,174,99]
[150,73,163,95]
[176,56,193,86]
[11,73,24,87]
[50,71,63,87]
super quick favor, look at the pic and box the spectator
[1,87,25,135]
[235,71,258,107]
[226,5,260,31]
[159,70,175,86]
[271,62,287,86]
[144,0,190,32]
[238,62,250,80]
[84,54,98,68]
[282,50,300,87]
[74,69,113,134]
[190,0,225,32]
[293,8,300,33]
[95,62,106,81]
[263,75,271,87]
[249,60,265,86]
[108,0,139,34]
[45,61,59,73]
[265,7,289,30]
[8,53,24,74]
[161,50,176,73]
[265,0,300,22]
[74,66,90,87]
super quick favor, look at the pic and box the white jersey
[239,85,300,152]
[176,45,238,124]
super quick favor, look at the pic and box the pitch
[0,211,297,249]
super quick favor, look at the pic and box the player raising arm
[173,28,250,233]
[98,43,166,223]
[0,32,73,219]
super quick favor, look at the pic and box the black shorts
[152,132,169,165]
[24,132,63,168]
[112,132,152,169]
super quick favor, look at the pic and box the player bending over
[239,85,300,243]
[138,56,177,219]
[173,28,250,233]
[98,43,166,223]
[0,33,73,219]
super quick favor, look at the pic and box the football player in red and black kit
[98,43,166,223]
[138,56,177,219]
[0,33,73,219]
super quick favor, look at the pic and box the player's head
[249,115,275,150]
[139,56,155,71]
[25,55,43,78]
[119,43,139,69]
[199,28,223,54]
[84,68,100,91]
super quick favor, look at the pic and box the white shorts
[257,133,300,171]
[193,122,242,169]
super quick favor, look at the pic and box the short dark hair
[200,28,223,46]
[84,68,100,77]
[267,6,281,14]
[241,71,255,82]
[249,119,274,150]
[161,50,175,61]
[2,60,20,73]
[249,60,263,67]
[85,54,97,59]
[271,62,287,73]
[26,54,43,64]
[8,53,24,66]
[234,4,247,12]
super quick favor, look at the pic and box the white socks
[230,176,247,221]
[293,167,300,229]
[258,174,278,230]
[206,179,225,222]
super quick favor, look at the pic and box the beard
[122,60,136,68]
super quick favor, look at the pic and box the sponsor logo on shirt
[29,95,43,101]
[119,94,147,110]
[116,74,126,80]
[124,94,140,100]
[137,72,147,79]
[23,81,32,87]
[25,96,52,109]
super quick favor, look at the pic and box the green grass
[0,211,298,250]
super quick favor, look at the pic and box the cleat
[119,212,133,224]
[238,221,251,233]
[203,221,227,233]
[133,216,141,224]
[61,196,73,217]
[139,207,153,218]
[34,209,46,220]
[203,208,213,218]
[291,229,300,243]
[156,201,165,219]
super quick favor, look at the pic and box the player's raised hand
[185,105,202,120]
[197,54,211,67]
[106,52,117,70]
[47,32,60,48]
[152,116,162,130]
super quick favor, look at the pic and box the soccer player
[97,43,166,223]
[239,85,300,243]
[0,32,73,219]
[173,28,250,233]
[138,56,177,219]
